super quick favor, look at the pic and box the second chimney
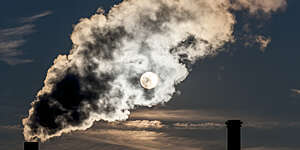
[226,120,242,150]
[24,142,39,150]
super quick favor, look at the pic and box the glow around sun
[140,72,159,89]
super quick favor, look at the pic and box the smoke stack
[226,120,242,150]
[24,142,39,150]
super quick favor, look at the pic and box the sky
[0,0,300,150]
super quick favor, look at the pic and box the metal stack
[226,120,243,150]
[24,142,39,150]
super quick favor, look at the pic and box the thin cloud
[0,11,52,65]
[123,120,165,129]
[0,124,21,130]
[0,25,34,65]
[130,109,227,121]
[245,146,298,150]
[173,122,224,130]
[256,35,271,52]
[130,109,300,129]
[122,120,224,130]
[95,120,225,130]
[232,0,287,14]
[0,24,35,37]
[20,11,53,23]
[291,89,300,95]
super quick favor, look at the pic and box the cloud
[256,35,271,52]
[0,24,35,37]
[38,121,300,150]
[291,89,300,95]
[20,11,53,23]
[245,147,298,150]
[0,11,52,65]
[0,125,21,130]
[93,119,226,130]
[173,122,224,130]
[130,109,227,121]
[290,89,300,100]
[130,109,300,129]
[232,0,287,14]
[121,120,225,130]
[123,120,165,129]
[0,25,34,65]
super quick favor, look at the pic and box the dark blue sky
[0,0,123,124]
[0,0,300,150]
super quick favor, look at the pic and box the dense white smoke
[22,0,287,142]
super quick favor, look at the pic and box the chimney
[24,142,39,150]
[226,120,242,150]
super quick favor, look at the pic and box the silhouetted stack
[24,142,39,150]
[226,120,242,150]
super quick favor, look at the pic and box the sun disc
[140,72,159,89]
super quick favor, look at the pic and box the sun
[140,72,159,90]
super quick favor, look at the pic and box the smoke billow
[22,0,287,142]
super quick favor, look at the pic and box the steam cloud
[22,0,287,142]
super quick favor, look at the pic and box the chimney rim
[225,120,243,127]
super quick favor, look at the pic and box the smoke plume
[232,0,287,14]
[23,0,287,142]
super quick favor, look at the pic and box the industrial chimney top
[226,120,243,150]
[226,120,243,127]
[24,142,39,150]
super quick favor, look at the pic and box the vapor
[232,0,287,14]
[23,0,287,142]
[291,89,300,95]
